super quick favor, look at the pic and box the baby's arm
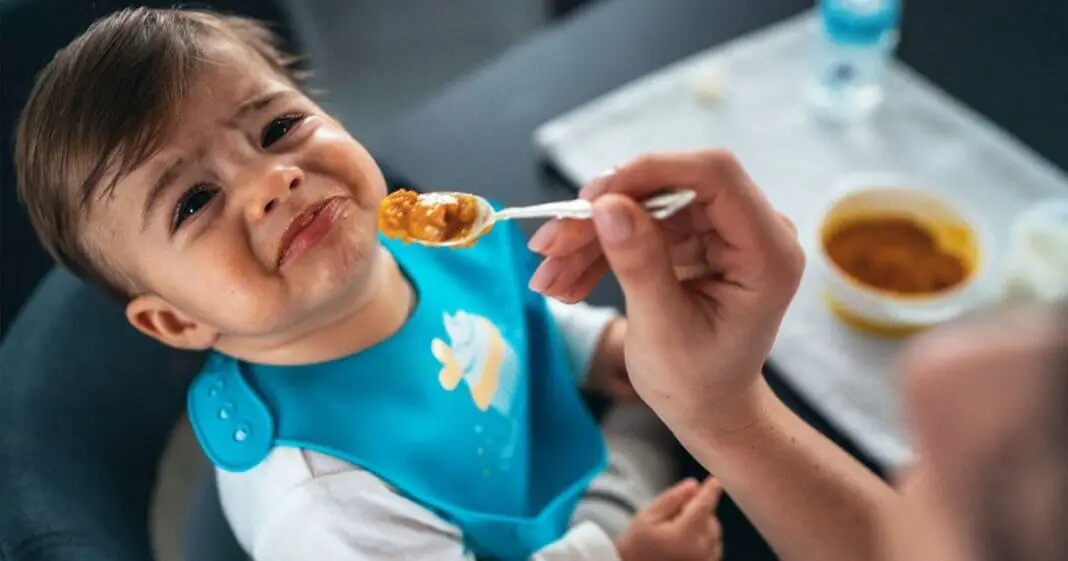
[545,298,620,386]
[220,448,621,561]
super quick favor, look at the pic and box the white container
[1003,199,1068,303]
[811,174,993,334]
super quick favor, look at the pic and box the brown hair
[14,7,303,299]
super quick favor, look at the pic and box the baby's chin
[207,267,378,354]
[189,221,383,349]
[193,255,376,342]
[290,221,379,289]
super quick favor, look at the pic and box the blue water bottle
[807,0,901,123]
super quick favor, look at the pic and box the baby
[15,8,721,561]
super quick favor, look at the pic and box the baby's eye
[261,113,306,148]
[173,185,217,230]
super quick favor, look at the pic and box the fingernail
[528,260,561,293]
[528,222,559,253]
[581,167,617,200]
[592,199,634,244]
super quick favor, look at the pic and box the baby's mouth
[276,196,349,268]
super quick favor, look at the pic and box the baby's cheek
[308,127,386,206]
[177,254,290,335]
[212,280,280,330]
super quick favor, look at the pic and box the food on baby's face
[823,217,970,295]
[378,189,483,246]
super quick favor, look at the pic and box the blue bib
[188,222,607,560]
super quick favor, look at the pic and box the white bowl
[811,174,993,335]
[1003,199,1068,302]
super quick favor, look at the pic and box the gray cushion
[0,268,205,561]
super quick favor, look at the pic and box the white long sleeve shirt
[216,300,621,561]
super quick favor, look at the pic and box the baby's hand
[615,478,723,561]
[587,318,639,402]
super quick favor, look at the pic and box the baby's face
[96,42,388,351]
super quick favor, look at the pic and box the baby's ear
[126,294,218,350]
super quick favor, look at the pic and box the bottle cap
[820,0,900,45]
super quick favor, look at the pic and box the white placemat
[534,13,1068,468]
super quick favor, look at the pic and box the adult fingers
[779,212,798,239]
[528,218,598,257]
[584,152,802,284]
[588,151,798,286]
[556,257,610,304]
[591,195,694,327]
[529,177,717,259]
[529,240,604,296]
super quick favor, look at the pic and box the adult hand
[527,150,803,432]
[586,317,640,403]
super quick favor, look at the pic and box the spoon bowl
[426,194,498,248]
[385,189,697,248]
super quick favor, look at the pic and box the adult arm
[527,151,895,561]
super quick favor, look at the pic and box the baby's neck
[222,247,415,365]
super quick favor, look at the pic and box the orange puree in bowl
[823,217,970,295]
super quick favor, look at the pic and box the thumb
[591,195,691,322]
[644,478,700,520]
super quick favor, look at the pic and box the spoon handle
[494,190,696,222]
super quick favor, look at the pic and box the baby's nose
[259,166,303,215]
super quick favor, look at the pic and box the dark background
[4,0,1068,338]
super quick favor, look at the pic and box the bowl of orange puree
[812,174,993,337]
